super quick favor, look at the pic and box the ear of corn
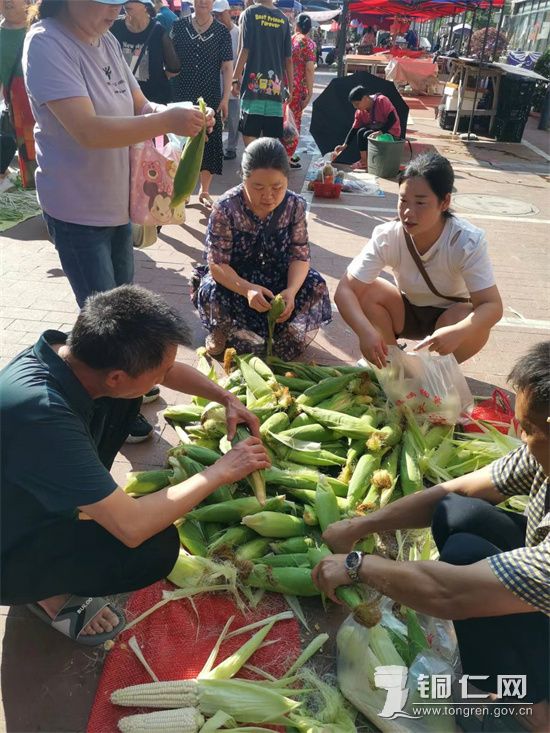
[169,444,220,466]
[198,678,300,722]
[234,537,272,561]
[207,526,256,555]
[188,495,285,523]
[164,403,204,424]
[269,536,315,554]
[279,424,336,442]
[243,564,320,596]
[117,707,204,732]
[315,478,341,532]
[203,620,276,680]
[299,405,377,439]
[266,294,286,358]
[171,97,207,207]
[231,424,267,506]
[302,504,318,526]
[259,412,290,437]
[242,511,307,538]
[347,453,381,509]
[253,552,310,567]
[123,469,173,496]
[111,680,199,709]
[274,375,315,392]
[248,355,275,380]
[400,429,424,495]
[176,520,208,557]
[295,373,360,406]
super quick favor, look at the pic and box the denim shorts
[44,213,134,308]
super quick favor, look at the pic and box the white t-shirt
[347,217,496,309]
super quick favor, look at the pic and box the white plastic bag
[375,346,473,426]
[337,601,459,733]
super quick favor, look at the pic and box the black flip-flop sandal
[27,595,126,647]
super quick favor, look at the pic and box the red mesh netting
[87,581,302,733]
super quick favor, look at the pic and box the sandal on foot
[199,193,214,210]
[27,595,126,646]
[351,160,368,171]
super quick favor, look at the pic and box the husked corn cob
[117,707,203,733]
[112,680,199,708]
[242,511,307,538]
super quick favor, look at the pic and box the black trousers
[356,127,375,153]
[432,494,549,703]
[1,518,180,606]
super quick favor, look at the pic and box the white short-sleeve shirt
[347,217,496,308]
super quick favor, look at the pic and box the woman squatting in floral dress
[192,138,331,359]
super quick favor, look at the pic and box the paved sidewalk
[1,70,549,732]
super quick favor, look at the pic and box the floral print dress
[192,185,332,359]
[284,32,316,158]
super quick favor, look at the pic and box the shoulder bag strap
[4,38,26,101]
[403,228,471,303]
[131,23,157,74]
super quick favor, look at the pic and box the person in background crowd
[313,24,323,63]
[111,0,180,105]
[212,0,239,161]
[152,0,177,31]
[171,0,233,209]
[233,0,292,145]
[284,13,315,170]
[0,0,36,190]
[313,341,550,733]
[0,285,269,646]
[404,26,418,49]
[192,138,331,359]
[23,0,213,441]
[333,85,401,171]
[335,153,503,367]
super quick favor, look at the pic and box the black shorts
[239,112,284,139]
[397,295,446,340]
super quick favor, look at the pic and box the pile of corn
[124,350,518,611]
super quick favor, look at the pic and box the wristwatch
[345,550,364,583]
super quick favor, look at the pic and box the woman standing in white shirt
[335,153,503,368]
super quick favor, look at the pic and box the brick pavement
[0,73,549,732]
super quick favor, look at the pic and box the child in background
[332,85,401,171]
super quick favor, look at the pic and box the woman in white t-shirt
[335,153,503,367]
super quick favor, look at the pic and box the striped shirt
[488,445,549,615]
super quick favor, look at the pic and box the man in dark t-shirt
[0,285,267,646]
[233,0,292,143]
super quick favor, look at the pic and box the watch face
[345,551,361,570]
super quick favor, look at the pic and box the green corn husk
[346,453,381,509]
[242,511,307,538]
[253,553,310,567]
[167,549,236,588]
[231,424,267,506]
[259,412,290,438]
[169,444,221,466]
[339,439,368,484]
[208,526,256,555]
[123,469,173,496]
[269,536,315,554]
[267,295,286,359]
[243,564,320,596]
[248,355,275,381]
[366,423,402,453]
[285,487,348,512]
[176,519,208,557]
[264,465,320,490]
[234,538,272,561]
[401,429,424,495]
[164,403,204,424]
[295,373,360,407]
[171,97,207,207]
[315,477,341,532]
[188,495,286,524]
[271,442,346,468]
[302,504,318,526]
[202,521,224,544]
[300,405,378,440]
[278,424,336,442]
[274,375,315,392]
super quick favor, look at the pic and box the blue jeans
[44,213,134,308]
